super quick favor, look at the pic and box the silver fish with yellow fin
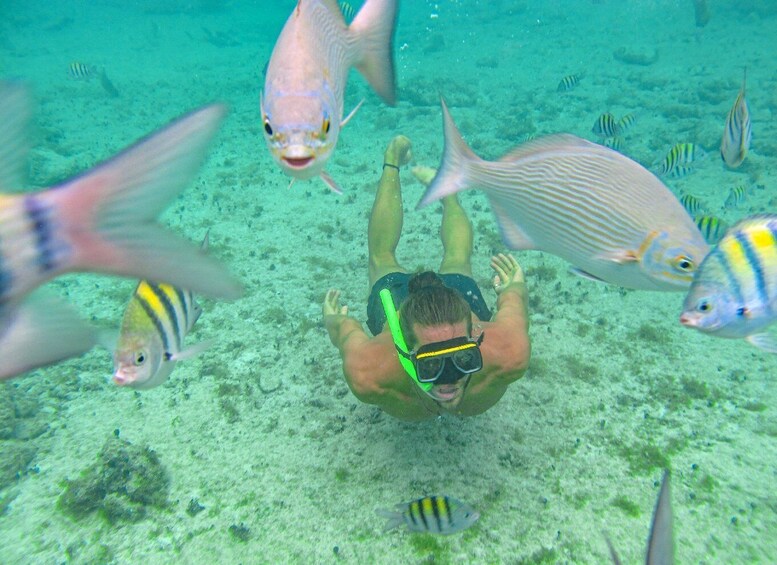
[376,495,479,535]
[261,0,398,194]
[0,83,242,381]
[720,69,751,169]
[419,98,710,291]
[681,214,777,352]
[112,234,211,389]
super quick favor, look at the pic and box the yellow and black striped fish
[720,69,751,169]
[557,73,583,92]
[376,495,479,534]
[680,214,777,351]
[724,184,748,209]
[680,194,704,216]
[617,113,637,133]
[592,112,621,138]
[68,61,94,80]
[603,136,624,152]
[656,143,706,177]
[112,233,210,389]
[695,215,727,244]
[339,1,356,22]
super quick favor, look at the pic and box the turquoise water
[1,0,776,562]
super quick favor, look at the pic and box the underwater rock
[58,435,170,523]
[0,392,14,439]
[0,441,37,490]
[613,47,659,66]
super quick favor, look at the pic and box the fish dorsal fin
[727,214,777,234]
[320,170,343,194]
[341,99,364,127]
[0,82,32,192]
[490,199,536,249]
[499,133,598,163]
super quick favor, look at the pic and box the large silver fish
[418,99,710,291]
[0,83,242,381]
[261,0,398,194]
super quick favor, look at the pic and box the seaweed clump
[58,435,169,523]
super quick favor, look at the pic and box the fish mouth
[282,156,314,169]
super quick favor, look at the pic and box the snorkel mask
[380,289,483,392]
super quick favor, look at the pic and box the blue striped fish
[720,69,751,169]
[261,0,398,194]
[724,184,748,209]
[0,83,242,381]
[695,215,727,244]
[112,235,209,389]
[592,112,621,138]
[656,143,706,177]
[376,495,479,535]
[557,73,583,92]
[680,214,777,352]
[419,99,710,291]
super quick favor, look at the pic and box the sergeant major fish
[419,98,710,291]
[261,0,398,194]
[720,69,751,169]
[0,83,242,381]
[376,495,479,535]
[680,214,777,352]
[112,233,211,389]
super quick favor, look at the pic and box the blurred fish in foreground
[606,470,674,565]
[680,214,777,352]
[376,495,479,535]
[0,82,242,381]
[113,233,211,390]
[720,69,751,169]
[419,98,710,291]
[261,0,398,194]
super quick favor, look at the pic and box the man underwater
[322,136,530,421]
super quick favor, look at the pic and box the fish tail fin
[46,104,243,300]
[0,293,97,380]
[417,97,481,209]
[349,0,398,105]
[375,508,405,532]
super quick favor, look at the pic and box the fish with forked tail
[418,98,709,291]
[261,0,398,194]
[0,82,242,381]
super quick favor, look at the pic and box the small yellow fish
[720,69,751,168]
[694,215,727,244]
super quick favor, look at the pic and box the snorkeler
[322,136,530,421]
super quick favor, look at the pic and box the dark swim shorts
[366,272,493,336]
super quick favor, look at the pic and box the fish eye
[673,256,694,272]
[736,306,747,317]
[696,299,711,313]
[323,116,331,134]
[134,351,146,365]
[263,118,273,136]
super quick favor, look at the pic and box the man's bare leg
[438,195,474,277]
[368,135,413,287]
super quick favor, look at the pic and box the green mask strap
[379,288,432,392]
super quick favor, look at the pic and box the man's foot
[411,165,437,187]
[384,135,412,168]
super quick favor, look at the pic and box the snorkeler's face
[412,321,474,407]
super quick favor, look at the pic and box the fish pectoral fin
[746,333,777,354]
[341,99,364,127]
[169,340,214,362]
[320,170,344,194]
[491,200,536,249]
[569,267,607,283]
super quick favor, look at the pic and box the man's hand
[323,289,348,317]
[490,253,525,294]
